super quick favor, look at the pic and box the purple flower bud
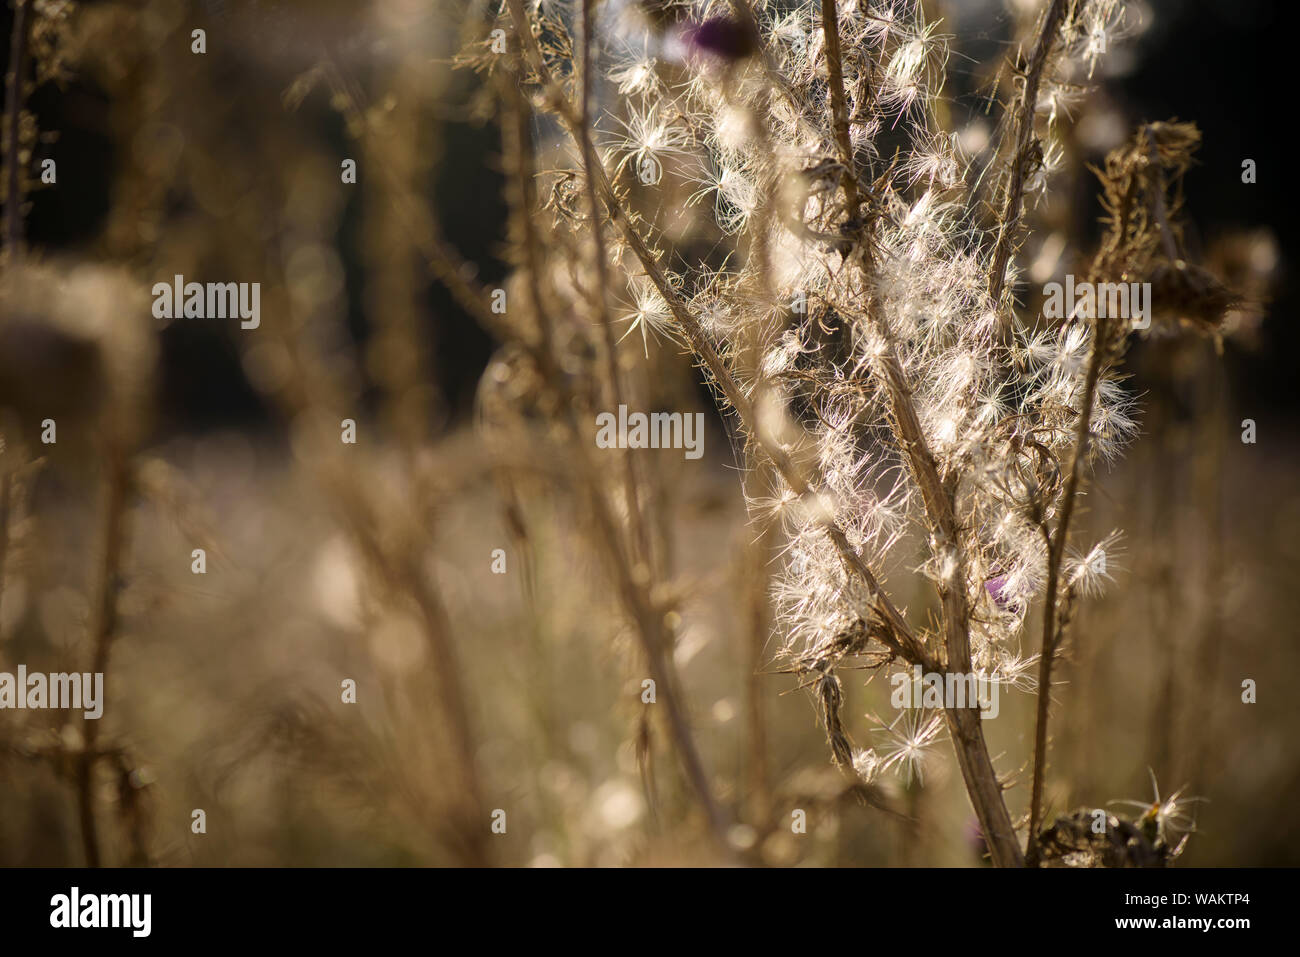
[678,17,758,63]
[984,574,1020,612]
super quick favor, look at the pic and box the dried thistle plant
[452,0,1238,866]
[1,0,1261,871]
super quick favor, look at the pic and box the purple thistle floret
[679,17,758,62]
[984,574,1019,613]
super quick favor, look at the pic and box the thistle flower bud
[670,17,759,64]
